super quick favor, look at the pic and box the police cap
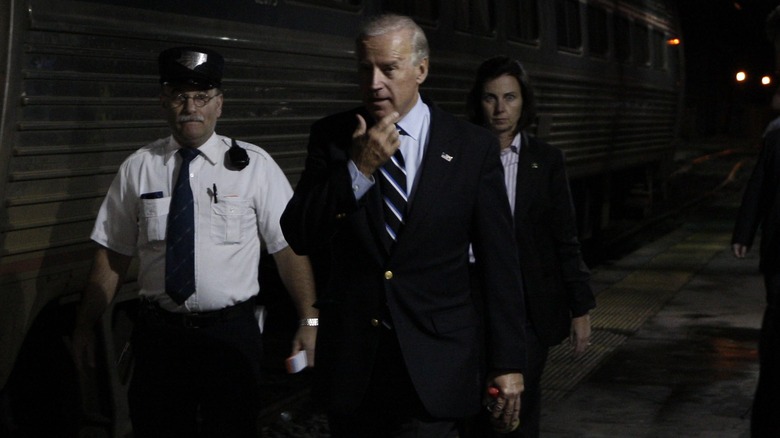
[158,46,223,89]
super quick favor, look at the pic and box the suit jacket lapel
[364,181,393,255]
[394,104,454,245]
[515,132,536,220]
[344,108,395,258]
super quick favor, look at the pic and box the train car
[0,0,683,436]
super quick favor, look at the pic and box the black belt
[139,298,253,329]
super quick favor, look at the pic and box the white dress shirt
[501,133,522,215]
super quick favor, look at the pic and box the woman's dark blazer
[513,133,595,347]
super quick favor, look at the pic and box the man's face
[481,74,524,142]
[357,29,428,121]
[160,84,223,148]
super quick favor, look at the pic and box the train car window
[614,15,631,62]
[287,0,362,10]
[555,0,582,51]
[587,4,608,57]
[651,28,666,69]
[634,24,650,66]
[454,0,495,36]
[383,0,438,23]
[507,0,540,43]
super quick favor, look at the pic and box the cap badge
[176,51,208,70]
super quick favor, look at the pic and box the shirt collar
[396,94,427,142]
[503,132,522,155]
[165,132,222,165]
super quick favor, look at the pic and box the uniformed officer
[70,46,317,438]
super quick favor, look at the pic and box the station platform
[539,143,762,437]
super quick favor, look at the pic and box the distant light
[762,75,773,86]
[734,2,742,11]
[736,71,747,82]
[667,38,681,46]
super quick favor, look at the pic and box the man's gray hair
[357,14,429,66]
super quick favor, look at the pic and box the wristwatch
[299,317,319,327]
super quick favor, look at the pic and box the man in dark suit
[732,125,780,438]
[465,56,596,438]
[732,8,780,437]
[281,14,527,438]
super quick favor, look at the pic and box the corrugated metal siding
[1,0,683,265]
[535,73,678,178]
[3,0,360,262]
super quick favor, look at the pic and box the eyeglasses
[163,92,222,108]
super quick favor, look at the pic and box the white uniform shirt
[91,133,292,312]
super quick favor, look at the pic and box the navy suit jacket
[513,133,595,347]
[281,99,527,418]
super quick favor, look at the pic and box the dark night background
[678,0,779,139]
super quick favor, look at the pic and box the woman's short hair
[466,56,537,132]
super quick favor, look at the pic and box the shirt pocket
[139,197,171,244]
[211,198,252,244]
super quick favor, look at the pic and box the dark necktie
[380,143,407,244]
[166,147,199,304]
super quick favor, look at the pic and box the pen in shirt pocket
[140,191,164,199]
[212,183,218,203]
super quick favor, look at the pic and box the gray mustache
[177,115,205,123]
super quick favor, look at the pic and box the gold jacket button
[371,318,380,327]
[384,271,393,280]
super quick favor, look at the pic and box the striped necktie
[166,147,199,304]
[380,145,407,244]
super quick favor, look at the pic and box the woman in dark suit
[465,56,596,438]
